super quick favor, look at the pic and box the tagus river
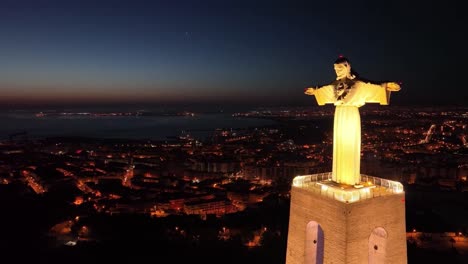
[0,112,277,141]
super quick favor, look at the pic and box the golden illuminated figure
[305,57,401,185]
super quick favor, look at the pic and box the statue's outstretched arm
[304,84,335,105]
[360,81,401,92]
[357,81,401,105]
[304,84,334,96]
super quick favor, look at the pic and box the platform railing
[292,173,404,203]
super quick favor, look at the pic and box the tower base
[286,173,407,264]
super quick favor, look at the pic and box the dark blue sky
[0,0,463,107]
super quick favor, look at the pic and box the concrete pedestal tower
[286,173,407,264]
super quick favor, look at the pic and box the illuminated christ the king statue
[305,56,401,186]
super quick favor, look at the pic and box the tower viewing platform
[292,173,404,204]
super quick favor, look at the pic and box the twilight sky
[0,0,464,107]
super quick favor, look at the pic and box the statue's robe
[313,78,391,185]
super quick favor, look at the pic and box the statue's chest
[334,80,355,100]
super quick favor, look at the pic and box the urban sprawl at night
[1,105,467,263]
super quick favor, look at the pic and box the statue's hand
[304,87,316,95]
[386,82,401,92]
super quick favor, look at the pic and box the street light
[411,228,416,241]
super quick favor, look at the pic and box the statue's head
[334,56,355,80]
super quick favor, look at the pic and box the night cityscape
[1,105,467,263]
[0,1,465,263]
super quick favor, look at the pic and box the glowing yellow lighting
[293,173,403,203]
[393,184,404,193]
[292,177,302,187]
[305,59,400,185]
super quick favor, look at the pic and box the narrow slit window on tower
[305,221,324,264]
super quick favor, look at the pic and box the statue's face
[334,63,350,79]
